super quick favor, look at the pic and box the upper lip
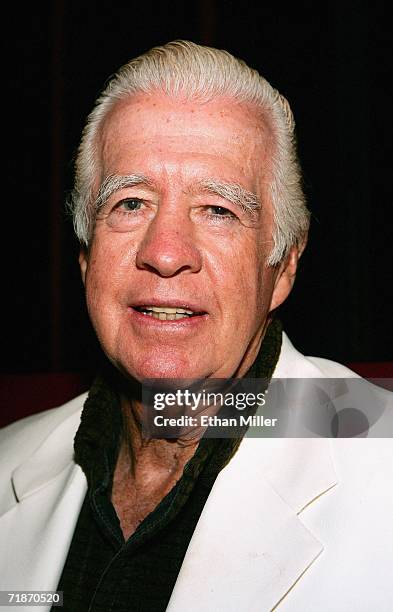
[130,299,208,314]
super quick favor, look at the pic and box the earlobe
[268,245,302,312]
[79,249,88,286]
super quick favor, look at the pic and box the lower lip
[128,308,208,329]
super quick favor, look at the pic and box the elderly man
[0,41,392,612]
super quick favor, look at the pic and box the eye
[208,205,236,218]
[118,198,144,212]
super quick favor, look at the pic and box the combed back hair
[70,40,310,265]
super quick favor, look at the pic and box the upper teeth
[136,305,197,320]
[142,306,194,314]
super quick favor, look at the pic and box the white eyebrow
[94,174,152,210]
[198,179,262,218]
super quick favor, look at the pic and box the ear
[79,248,88,286]
[268,239,306,312]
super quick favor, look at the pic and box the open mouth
[133,305,205,321]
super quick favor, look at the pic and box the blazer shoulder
[276,332,359,378]
[0,393,87,472]
[306,356,359,378]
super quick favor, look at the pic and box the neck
[120,396,200,477]
[112,398,199,539]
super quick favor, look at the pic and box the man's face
[80,92,297,380]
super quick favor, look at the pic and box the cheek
[84,254,120,330]
[257,260,276,302]
[214,247,266,323]
[232,254,276,327]
[233,240,268,295]
[85,257,107,308]
[86,235,133,296]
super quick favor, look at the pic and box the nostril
[135,261,196,277]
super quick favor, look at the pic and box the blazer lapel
[167,437,337,611]
[0,408,87,595]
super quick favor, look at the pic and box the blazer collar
[10,407,82,504]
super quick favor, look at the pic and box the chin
[120,352,207,382]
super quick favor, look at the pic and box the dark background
[3,0,392,377]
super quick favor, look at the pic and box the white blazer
[0,333,392,611]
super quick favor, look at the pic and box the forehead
[98,92,272,191]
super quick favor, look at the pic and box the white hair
[70,40,310,265]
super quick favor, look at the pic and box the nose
[135,209,202,277]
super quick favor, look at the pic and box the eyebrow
[94,173,262,219]
[94,174,152,210]
[197,179,261,218]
